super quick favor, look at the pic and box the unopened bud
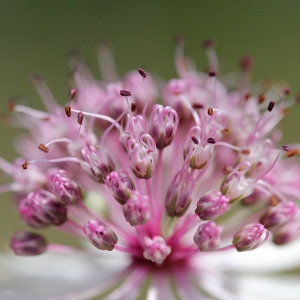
[106,170,135,205]
[233,223,269,252]
[260,201,298,230]
[195,190,230,220]
[10,231,47,256]
[123,191,151,226]
[83,220,118,251]
[194,221,222,252]
[149,105,179,149]
[165,169,194,217]
[19,190,67,228]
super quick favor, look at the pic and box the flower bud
[184,126,214,169]
[194,221,222,252]
[47,169,82,205]
[149,105,179,149]
[233,223,269,252]
[83,220,118,251]
[260,201,298,230]
[19,190,67,228]
[165,168,194,217]
[10,231,47,256]
[106,170,135,205]
[123,191,151,226]
[127,134,157,179]
[143,236,171,264]
[195,190,230,220]
[81,145,115,183]
[273,220,300,245]
[221,167,253,203]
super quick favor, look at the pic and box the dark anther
[207,138,216,144]
[138,68,147,78]
[120,90,131,97]
[191,136,199,144]
[65,106,72,117]
[267,101,275,112]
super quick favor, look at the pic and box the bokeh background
[1,0,300,252]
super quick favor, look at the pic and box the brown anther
[174,35,185,46]
[68,88,77,100]
[120,90,131,97]
[191,136,199,144]
[241,149,250,155]
[270,194,279,207]
[222,128,230,136]
[238,165,248,172]
[138,68,147,78]
[131,103,136,112]
[207,107,213,116]
[38,143,49,153]
[267,101,275,112]
[207,138,216,144]
[258,94,266,104]
[208,71,217,77]
[202,39,215,49]
[287,148,299,157]
[284,89,291,95]
[65,106,72,117]
[281,108,289,116]
[22,162,28,170]
[77,112,83,125]
[8,101,15,112]
[244,93,251,101]
[192,103,204,109]
[240,55,254,71]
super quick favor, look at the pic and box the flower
[1,40,300,299]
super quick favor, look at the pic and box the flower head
[1,40,300,299]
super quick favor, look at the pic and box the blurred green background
[1,0,300,250]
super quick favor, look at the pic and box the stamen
[207,138,216,144]
[65,105,72,117]
[120,90,132,97]
[287,148,299,157]
[208,71,217,77]
[258,94,266,104]
[191,136,199,144]
[138,68,147,78]
[77,112,84,125]
[68,88,77,100]
[38,143,49,153]
[207,107,213,116]
[267,101,275,112]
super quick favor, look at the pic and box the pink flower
[2,41,300,299]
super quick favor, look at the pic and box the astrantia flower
[1,40,300,299]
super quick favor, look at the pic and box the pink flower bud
[184,126,214,169]
[194,221,222,252]
[260,201,298,230]
[273,219,300,245]
[221,168,253,203]
[47,169,82,205]
[233,223,269,252]
[83,220,118,251]
[195,190,230,220]
[127,134,157,179]
[81,145,115,183]
[10,231,47,256]
[19,190,67,228]
[165,168,194,217]
[143,236,171,264]
[123,191,151,226]
[149,105,179,149]
[106,170,135,205]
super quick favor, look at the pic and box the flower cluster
[1,40,300,299]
